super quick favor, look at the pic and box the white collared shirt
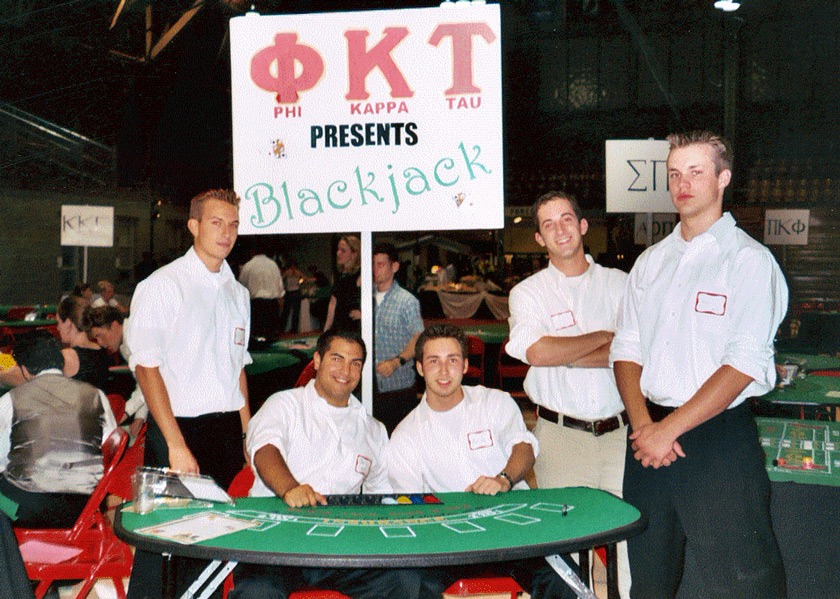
[247,381,390,497]
[388,385,538,493]
[125,247,252,417]
[610,213,788,408]
[507,256,627,419]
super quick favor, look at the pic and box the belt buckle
[593,417,617,437]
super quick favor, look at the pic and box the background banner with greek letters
[230,6,503,235]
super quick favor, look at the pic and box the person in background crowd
[280,260,304,333]
[125,188,252,599]
[239,248,285,339]
[84,305,148,437]
[92,280,129,315]
[611,131,787,598]
[372,243,424,435]
[0,295,110,391]
[323,234,361,333]
[0,331,117,598]
[507,191,631,597]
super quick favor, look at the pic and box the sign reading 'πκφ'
[230,6,503,235]
[764,209,809,245]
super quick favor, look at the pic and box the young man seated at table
[0,331,118,597]
[387,323,576,599]
[230,330,426,599]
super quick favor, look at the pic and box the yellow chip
[0,353,16,369]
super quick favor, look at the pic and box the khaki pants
[534,416,631,599]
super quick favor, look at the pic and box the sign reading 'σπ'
[230,6,504,235]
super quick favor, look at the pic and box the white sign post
[60,205,115,284]
[230,5,503,411]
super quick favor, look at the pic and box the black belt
[538,406,629,436]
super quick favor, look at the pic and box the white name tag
[695,292,727,316]
[355,455,372,476]
[234,327,247,346]
[467,429,494,450]
[550,310,576,331]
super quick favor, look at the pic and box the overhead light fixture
[714,0,741,11]
[513,216,523,224]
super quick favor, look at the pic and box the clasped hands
[629,420,686,469]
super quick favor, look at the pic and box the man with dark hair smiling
[231,330,423,599]
[388,323,575,598]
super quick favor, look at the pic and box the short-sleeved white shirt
[610,213,788,408]
[124,247,252,417]
[247,381,390,497]
[387,385,538,493]
[507,256,627,419]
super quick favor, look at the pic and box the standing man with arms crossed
[611,131,787,598]
[125,189,252,599]
[372,242,425,435]
[507,191,631,597]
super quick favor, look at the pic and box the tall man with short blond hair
[125,188,252,599]
[611,131,787,597]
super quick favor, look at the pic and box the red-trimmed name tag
[551,310,576,331]
[467,429,494,450]
[355,455,372,475]
[234,327,247,346]
[695,292,727,316]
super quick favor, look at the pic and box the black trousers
[624,401,786,599]
[279,290,301,333]
[251,298,281,338]
[127,411,245,599]
[229,564,433,599]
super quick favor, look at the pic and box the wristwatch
[497,471,514,491]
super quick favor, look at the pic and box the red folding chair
[14,428,133,599]
[465,335,486,386]
[295,359,317,387]
[444,576,524,598]
[106,393,126,423]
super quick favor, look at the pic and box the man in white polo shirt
[125,188,252,599]
[507,191,630,597]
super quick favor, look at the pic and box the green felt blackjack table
[116,487,645,599]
